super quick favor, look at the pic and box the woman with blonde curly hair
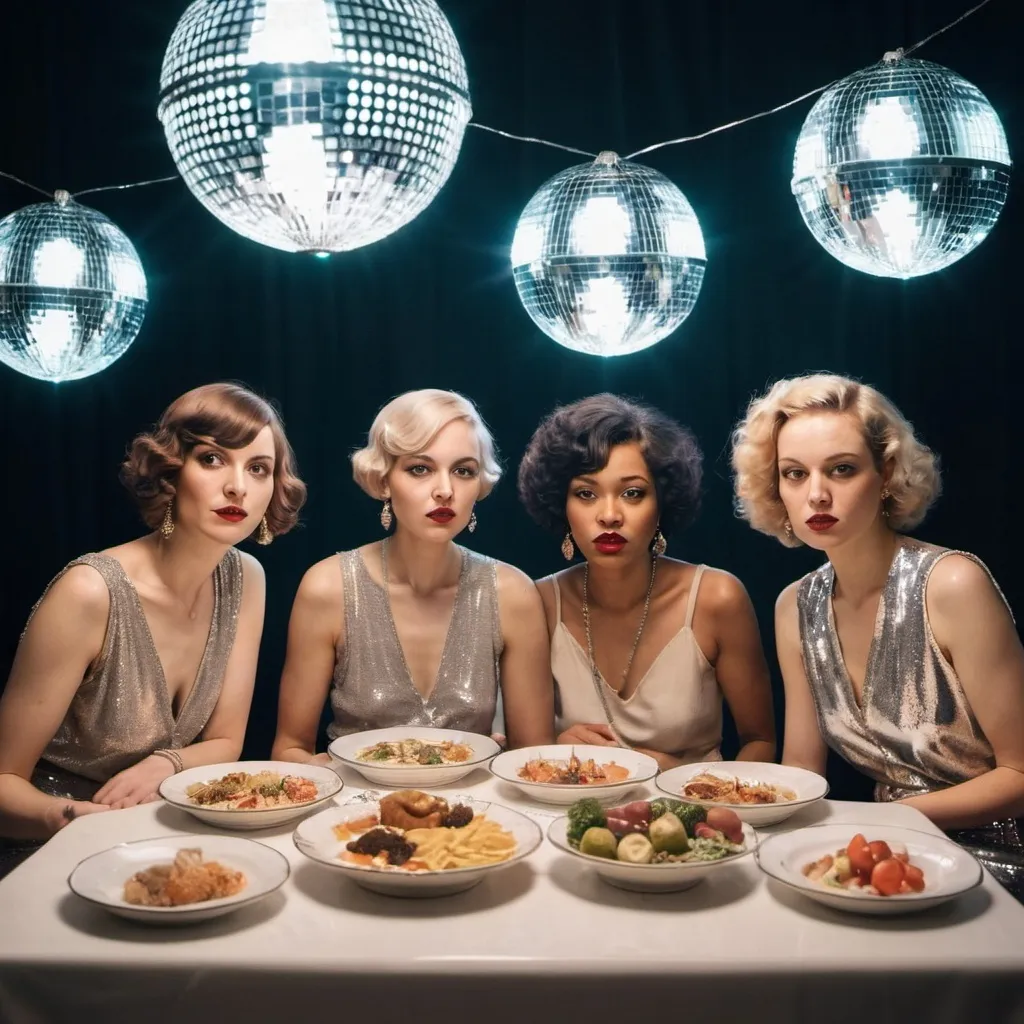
[272,389,553,762]
[0,383,306,873]
[732,373,1024,894]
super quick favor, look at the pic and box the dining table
[1,762,1023,1024]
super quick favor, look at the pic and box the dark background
[2,1,1021,798]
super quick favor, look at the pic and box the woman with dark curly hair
[518,394,775,770]
[0,383,306,872]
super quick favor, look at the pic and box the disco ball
[158,0,471,254]
[792,56,1011,278]
[511,152,706,357]
[0,192,147,383]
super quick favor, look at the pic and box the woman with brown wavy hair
[0,383,306,873]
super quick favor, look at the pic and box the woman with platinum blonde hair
[273,389,554,761]
[732,373,1024,897]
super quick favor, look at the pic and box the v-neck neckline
[372,540,468,706]
[825,540,903,716]
[109,554,221,728]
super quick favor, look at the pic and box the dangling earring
[784,518,793,538]
[880,487,891,517]
[380,498,393,531]
[561,532,575,561]
[468,510,478,533]
[257,515,273,545]
[652,529,667,556]
[160,500,175,538]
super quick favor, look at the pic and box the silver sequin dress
[326,541,504,740]
[0,550,243,876]
[797,536,1023,898]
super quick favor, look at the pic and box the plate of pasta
[159,761,343,829]
[328,727,501,786]
[488,744,659,804]
[67,835,290,924]
[655,762,828,826]
[292,789,542,896]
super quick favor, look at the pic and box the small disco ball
[158,0,471,255]
[511,152,706,357]
[792,56,1011,279]
[0,192,147,383]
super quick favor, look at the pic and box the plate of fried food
[488,744,658,805]
[67,835,290,924]
[548,795,757,893]
[159,760,343,829]
[328,727,501,787]
[756,824,983,915]
[655,761,828,826]
[293,789,542,896]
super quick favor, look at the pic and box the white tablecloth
[1,766,1023,1024]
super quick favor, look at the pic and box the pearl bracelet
[152,748,184,773]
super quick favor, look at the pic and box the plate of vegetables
[547,797,757,892]
[756,824,983,915]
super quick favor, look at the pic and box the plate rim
[328,731,501,773]
[158,760,344,817]
[292,797,543,878]
[66,834,291,914]
[546,814,758,872]
[755,822,984,903]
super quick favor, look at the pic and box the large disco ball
[511,152,706,357]
[158,0,471,254]
[0,192,147,383]
[792,56,1011,278]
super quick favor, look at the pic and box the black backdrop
[2,1,1022,797]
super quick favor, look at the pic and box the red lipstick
[426,506,456,523]
[805,514,838,533]
[214,505,247,523]
[593,532,627,554]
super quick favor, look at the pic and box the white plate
[328,727,501,787]
[68,835,289,925]
[547,815,757,893]
[489,744,658,805]
[756,823,983,915]
[656,761,829,826]
[293,797,541,897]
[159,760,343,830]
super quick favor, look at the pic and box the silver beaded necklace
[581,556,658,746]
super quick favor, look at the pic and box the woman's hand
[93,755,175,809]
[558,723,618,746]
[43,798,110,835]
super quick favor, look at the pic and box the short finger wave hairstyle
[119,382,307,537]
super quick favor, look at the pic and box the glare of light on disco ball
[792,56,1011,279]
[157,0,472,255]
[0,191,147,383]
[511,152,706,357]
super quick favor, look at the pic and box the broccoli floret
[566,798,607,848]
[649,798,706,835]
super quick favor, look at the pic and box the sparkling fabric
[0,549,243,877]
[798,537,1023,898]
[327,542,503,739]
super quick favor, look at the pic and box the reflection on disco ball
[158,0,471,254]
[511,152,706,357]
[0,192,147,383]
[792,56,1011,279]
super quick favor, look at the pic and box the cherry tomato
[868,840,892,864]
[847,834,875,879]
[870,857,906,896]
[902,863,926,892]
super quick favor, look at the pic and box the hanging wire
[73,174,180,199]
[0,0,1002,197]
[622,0,997,160]
[468,122,597,159]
